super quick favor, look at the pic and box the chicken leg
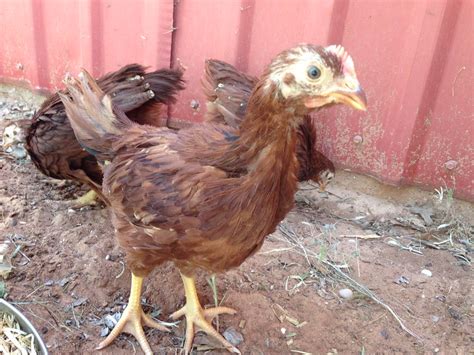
[170,273,240,354]
[97,273,169,354]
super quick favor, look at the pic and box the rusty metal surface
[0,0,472,200]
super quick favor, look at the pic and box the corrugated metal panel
[0,0,174,89]
[0,0,472,200]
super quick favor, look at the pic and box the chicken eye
[307,66,321,79]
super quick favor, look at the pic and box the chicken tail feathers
[60,70,130,162]
[125,68,185,126]
[144,68,185,105]
[201,59,257,127]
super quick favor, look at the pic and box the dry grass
[277,223,421,341]
[0,311,38,355]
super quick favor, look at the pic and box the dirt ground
[0,87,472,354]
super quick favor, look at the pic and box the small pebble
[223,327,244,346]
[421,269,432,277]
[113,312,122,322]
[104,314,118,329]
[395,275,410,285]
[280,327,287,335]
[447,307,462,320]
[431,315,440,323]
[9,147,27,159]
[100,327,109,337]
[338,288,353,299]
[435,295,446,302]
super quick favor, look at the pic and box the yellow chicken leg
[170,273,240,354]
[97,273,170,354]
[72,189,98,207]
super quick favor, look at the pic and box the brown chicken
[203,59,336,190]
[3,65,184,206]
[60,44,367,354]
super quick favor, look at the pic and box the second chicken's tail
[60,70,132,162]
[201,59,256,127]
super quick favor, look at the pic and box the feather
[24,64,184,204]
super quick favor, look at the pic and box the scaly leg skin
[171,273,240,354]
[72,189,98,208]
[97,273,170,355]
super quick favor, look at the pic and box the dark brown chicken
[203,59,336,190]
[61,44,367,354]
[18,65,184,206]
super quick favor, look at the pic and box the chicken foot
[97,273,170,354]
[171,273,240,354]
[72,190,98,208]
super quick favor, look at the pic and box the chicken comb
[325,44,356,77]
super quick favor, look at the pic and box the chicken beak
[318,181,327,192]
[3,142,13,150]
[331,77,367,111]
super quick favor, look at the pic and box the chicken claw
[171,273,240,354]
[97,273,170,355]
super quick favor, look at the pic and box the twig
[7,236,30,263]
[25,285,45,299]
[72,307,80,328]
[18,306,58,331]
[355,238,361,278]
[340,234,381,240]
[127,339,137,354]
[386,238,423,255]
[366,312,387,325]
[298,186,318,191]
[259,247,294,255]
[10,301,50,305]
[405,236,440,250]
[115,261,125,279]
[279,227,312,266]
[325,190,344,199]
[207,274,220,330]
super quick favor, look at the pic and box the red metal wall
[0,0,472,201]
[0,0,174,88]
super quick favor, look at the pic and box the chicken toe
[171,273,240,354]
[97,273,169,354]
[72,189,99,208]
